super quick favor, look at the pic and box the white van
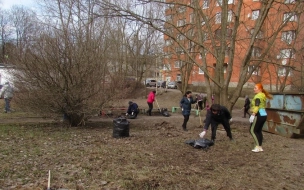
[145,79,157,87]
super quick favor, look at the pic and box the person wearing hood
[0,82,14,113]
[126,101,139,118]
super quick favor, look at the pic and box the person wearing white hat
[0,82,14,113]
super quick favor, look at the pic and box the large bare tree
[8,0,117,126]
[96,0,304,111]
[3,0,164,125]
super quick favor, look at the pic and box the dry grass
[0,119,304,189]
[0,88,303,189]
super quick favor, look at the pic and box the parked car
[157,81,166,88]
[145,79,157,87]
[167,81,178,89]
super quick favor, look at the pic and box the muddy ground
[0,88,304,189]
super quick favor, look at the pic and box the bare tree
[8,0,118,126]
[4,0,164,125]
[96,0,304,111]
[0,9,13,63]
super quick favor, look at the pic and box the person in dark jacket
[199,104,233,142]
[180,91,197,131]
[126,101,139,118]
[243,95,250,118]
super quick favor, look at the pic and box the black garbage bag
[128,112,137,119]
[161,108,170,117]
[113,117,130,138]
[185,138,214,149]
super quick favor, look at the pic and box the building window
[165,39,172,46]
[216,0,222,6]
[215,28,232,39]
[201,16,208,25]
[164,54,171,59]
[250,29,264,39]
[177,19,186,27]
[252,10,260,20]
[199,68,204,74]
[284,0,295,4]
[163,63,171,71]
[216,0,234,6]
[223,64,227,73]
[199,49,208,59]
[215,12,221,24]
[227,10,233,22]
[252,47,261,57]
[166,15,172,21]
[165,28,173,35]
[178,6,186,13]
[278,67,291,76]
[188,41,195,52]
[202,33,209,41]
[281,30,295,44]
[248,65,260,75]
[166,2,174,9]
[283,12,298,22]
[177,74,181,81]
[175,47,184,54]
[177,34,185,41]
[280,49,295,59]
[188,29,194,37]
[203,0,209,9]
[174,61,182,68]
[190,13,195,23]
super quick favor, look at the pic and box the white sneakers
[252,146,263,152]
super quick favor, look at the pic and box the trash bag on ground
[113,117,130,138]
[185,138,214,149]
[128,112,137,119]
[161,108,170,117]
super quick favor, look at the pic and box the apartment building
[162,0,304,90]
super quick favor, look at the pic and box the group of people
[195,93,207,110]
[180,83,272,153]
[127,83,272,153]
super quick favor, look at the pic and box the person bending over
[199,104,233,142]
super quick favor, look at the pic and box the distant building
[162,0,304,91]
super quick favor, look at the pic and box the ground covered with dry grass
[1,116,304,190]
[0,88,304,189]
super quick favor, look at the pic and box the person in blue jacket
[126,101,139,119]
[180,91,197,131]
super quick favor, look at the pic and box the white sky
[1,0,35,9]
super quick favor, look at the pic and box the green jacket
[250,92,266,114]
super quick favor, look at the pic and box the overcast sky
[1,0,35,9]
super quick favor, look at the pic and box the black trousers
[147,102,153,116]
[198,101,203,110]
[250,113,267,146]
[210,119,232,140]
[182,115,190,129]
[244,107,250,117]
